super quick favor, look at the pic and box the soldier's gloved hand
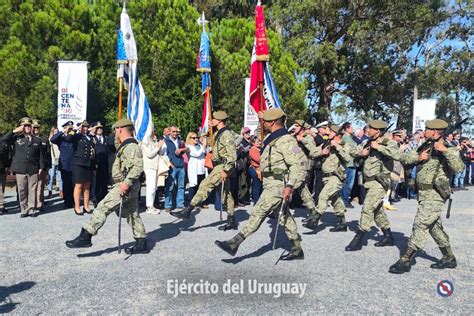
[119,182,129,196]
[282,186,293,201]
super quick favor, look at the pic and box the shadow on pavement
[0,281,35,313]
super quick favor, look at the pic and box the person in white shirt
[185,132,207,202]
[141,130,165,215]
[48,127,62,198]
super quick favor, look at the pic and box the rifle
[363,123,394,151]
[273,198,289,250]
[220,182,225,221]
[417,117,468,154]
[117,197,123,254]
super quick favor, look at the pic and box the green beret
[295,119,305,126]
[18,117,32,126]
[425,119,448,130]
[113,118,134,129]
[213,111,228,120]
[368,119,388,129]
[330,124,341,133]
[263,108,286,121]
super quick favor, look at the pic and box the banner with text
[244,78,259,135]
[413,99,436,133]
[57,61,88,128]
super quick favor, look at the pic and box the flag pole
[259,82,264,140]
[118,75,123,119]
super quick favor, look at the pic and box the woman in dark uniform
[64,121,95,215]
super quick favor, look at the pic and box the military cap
[262,108,286,121]
[315,121,329,128]
[91,121,104,129]
[32,119,41,128]
[18,117,32,126]
[79,120,90,127]
[392,129,403,136]
[330,124,341,133]
[425,119,448,130]
[303,123,311,129]
[213,111,228,120]
[295,119,305,126]
[113,118,134,128]
[62,121,74,128]
[368,119,388,129]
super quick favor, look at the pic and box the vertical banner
[57,61,88,128]
[413,99,436,133]
[244,78,260,135]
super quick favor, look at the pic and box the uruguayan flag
[117,6,153,143]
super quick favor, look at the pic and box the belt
[324,172,337,178]
[262,172,285,181]
[418,183,434,190]
[212,158,226,165]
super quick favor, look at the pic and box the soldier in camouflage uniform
[66,119,149,254]
[215,108,308,260]
[300,124,356,232]
[290,120,318,219]
[389,119,464,274]
[345,120,400,251]
[171,111,238,231]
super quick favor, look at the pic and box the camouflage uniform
[294,134,318,216]
[190,127,236,216]
[83,139,146,238]
[358,137,400,232]
[216,108,308,260]
[401,144,463,251]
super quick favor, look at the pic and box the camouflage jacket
[212,127,237,173]
[261,131,307,189]
[112,138,144,187]
[359,137,400,178]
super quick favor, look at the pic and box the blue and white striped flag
[117,6,153,143]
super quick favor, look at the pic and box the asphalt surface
[1,186,473,314]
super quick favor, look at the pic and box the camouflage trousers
[83,182,146,239]
[191,164,234,216]
[240,184,298,241]
[297,184,318,216]
[358,181,390,232]
[408,197,450,250]
[316,176,345,216]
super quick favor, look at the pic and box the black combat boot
[329,215,347,232]
[345,230,365,251]
[389,247,417,274]
[374,228,395,247]
[125,238,149,254]
[65,228,93,248]
[170,205,194,220]
[430,246,457,269]
[215,233,245,256]
[281,239,304,261]
[302,213,321,230]
[218,215,238,231]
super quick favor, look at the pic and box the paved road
[1,186,473,314]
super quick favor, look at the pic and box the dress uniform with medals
[1,117,45,217]
[171,111,238,231]
[216,108,307,260]
[66,118,149,254]
[389,119,464,274]
[65,121,96,184]
[345,119,400,251]
[50,121,75,209]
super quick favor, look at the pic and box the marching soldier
[32,119,51,212]
[215,108,307,260]
[301,124,355,232]
[66,118,149,254]
[1,117,45,217]
[170,111,238,231]
[345,120,400,251]
[290,120,318,219]
[389,119,464,274]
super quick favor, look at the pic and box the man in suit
[1,117,45,217]
[50,121,75,209]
